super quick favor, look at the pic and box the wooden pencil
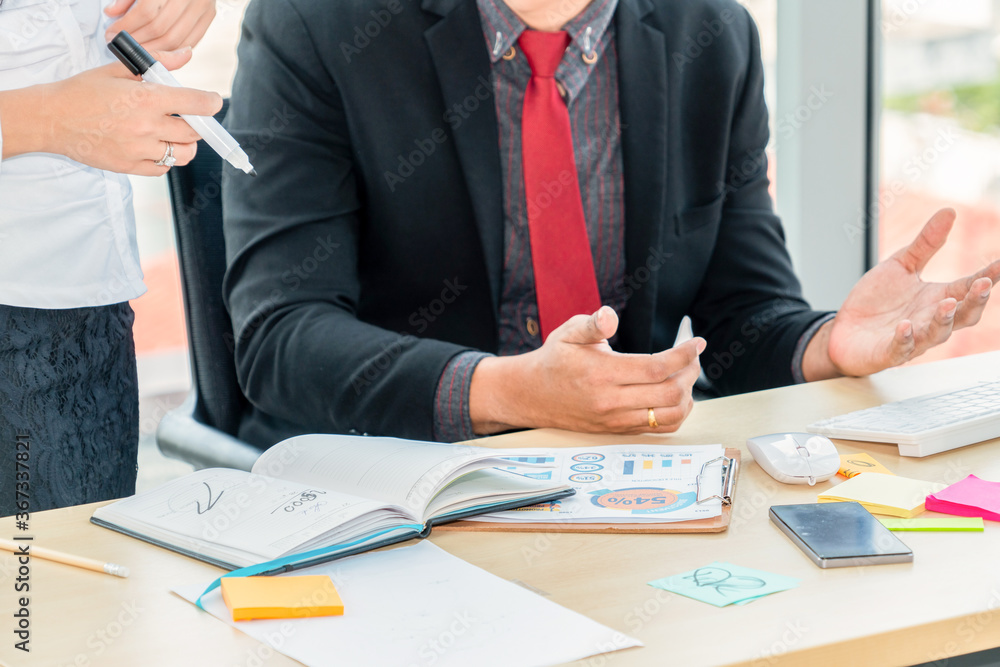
[0,538,129,577]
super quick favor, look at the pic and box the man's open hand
[824,208,998,377]
[470,306,706,435]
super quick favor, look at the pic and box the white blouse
[0,0,145,309]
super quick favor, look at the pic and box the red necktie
[519,30,601,340]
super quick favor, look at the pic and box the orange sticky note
[838,453,894,479]
[220,575,344,621]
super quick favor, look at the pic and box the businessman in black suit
[222,0,998,448]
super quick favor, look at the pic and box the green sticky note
[878,517,984,531]
[648,562,800,607]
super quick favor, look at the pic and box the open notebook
[91,435,573,570]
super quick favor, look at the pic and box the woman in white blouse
[0,0,220,515]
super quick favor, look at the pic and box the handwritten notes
[925,475,1000,521]
[94,468,390,566]
[648,562,799,607]
[838,453,894,479]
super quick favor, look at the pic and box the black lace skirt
[0,303,139,516]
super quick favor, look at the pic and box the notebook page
[93,468,394,563]
[422,469,565,520]
[253,434,513,513]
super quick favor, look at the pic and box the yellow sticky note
[818,474,946,518]
[838,453,894,479]
[643,460,653,470]
[220,575,344,621]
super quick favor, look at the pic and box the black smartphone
[769,502,914,568]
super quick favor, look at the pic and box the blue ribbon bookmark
[195,524,423,609]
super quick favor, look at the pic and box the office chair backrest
[165,100,248,436]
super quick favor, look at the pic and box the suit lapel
[423,0,504,315]
[615,0,668,353]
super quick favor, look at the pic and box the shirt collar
[477,0,619,64]
[563,0,618,59]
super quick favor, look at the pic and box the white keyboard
[807,381,1000,457]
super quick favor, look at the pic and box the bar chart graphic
[502,456,556,464]
[502,466,553,481]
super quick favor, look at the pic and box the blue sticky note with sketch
[648,562,800,607]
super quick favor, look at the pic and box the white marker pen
[108,30,256,176]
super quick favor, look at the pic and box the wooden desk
[3,352,1000,667]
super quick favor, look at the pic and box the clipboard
[436,448,741,535]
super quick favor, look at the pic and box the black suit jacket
[222,0,830,448]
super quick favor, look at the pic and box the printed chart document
[174,541,642,667]
[91,435,571,569]
[470,444,726,523]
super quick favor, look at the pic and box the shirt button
[555,81,568,101]
[526,317,540,337]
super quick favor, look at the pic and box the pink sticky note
[925,475,1000,522]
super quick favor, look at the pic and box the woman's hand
[104,0,216,51]
[0,48,222,176]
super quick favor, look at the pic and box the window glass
[880,0,1000,363]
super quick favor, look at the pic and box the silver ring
[153,142,176,168]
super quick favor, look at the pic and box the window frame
[773,0,880,311]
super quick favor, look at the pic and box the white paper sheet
[174,542,641,667]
